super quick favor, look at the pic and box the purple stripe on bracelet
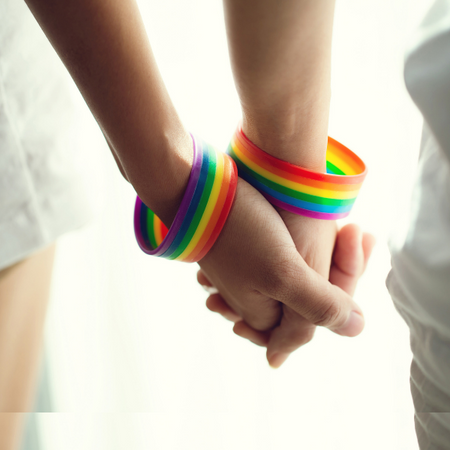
[266,195,350,220]
[134,196,145,248]
[133,133,203,256]
[151,133,203,256]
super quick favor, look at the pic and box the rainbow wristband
[134,134,237,262]
[228,125,367,220]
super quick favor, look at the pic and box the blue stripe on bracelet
[236,159,353,214]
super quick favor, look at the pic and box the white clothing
[0,0,90,270]
[387,0,450,447]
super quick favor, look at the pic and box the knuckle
[245,296,282,331]
[310,298,342,327]
[303,328,315,345]
[246,315,277,331]
[236,289,282,331]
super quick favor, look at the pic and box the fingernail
[268,352,289,369]
[334,311,365,337]
[201,285,219,295]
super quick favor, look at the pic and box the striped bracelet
[134,134,237,262]
[227,125,367,220]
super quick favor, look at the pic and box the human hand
[197,177,368,340]
[208,116,370,367]
[198,222,375,367]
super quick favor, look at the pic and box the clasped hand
[197,178,375,368]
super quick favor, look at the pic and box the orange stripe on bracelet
[134,135,237,262]
[228,124,367,220]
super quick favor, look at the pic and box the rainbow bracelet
[134,134,237,262]
[227,125,367,220]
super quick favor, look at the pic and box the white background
[38,0,433,448]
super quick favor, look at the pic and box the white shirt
[0,0,91,270]
[387,0,450,446]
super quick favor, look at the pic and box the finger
[206,293,242,322]
[329,225,376,296]
[333,224,364,277]
[197,270,212,286]
[233,321,270,347]
[362,232,376,273]
[262,251,365,337]
[266,306,316,368]
[197,270,219,294]
[199,272,281,331]
[329,224,363,296]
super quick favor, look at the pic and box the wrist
[228,123,367,221]
[241,95,329,172]
[134,134,238,263]
[131,131,193,227]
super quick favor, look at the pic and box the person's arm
[25,0,192,226]
[223,0,334,171]
[25,0,365,353]
[223,0,338,285]
[218,0,363,367]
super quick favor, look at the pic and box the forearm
[224,0,335,170]
[25,0,192,225]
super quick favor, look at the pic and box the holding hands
[199,208,374,368]
[26,0,374,369]
[190,0,374,367]
[195,123,372,368]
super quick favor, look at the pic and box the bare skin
[0,5,371,449]
[25,0,365,341]
[224,0,334,171]
[0,244,55,450]
[199,224,375,367]
[197,0,361,367]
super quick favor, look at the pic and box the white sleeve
[389,1,450,446]
[387,127,450,449]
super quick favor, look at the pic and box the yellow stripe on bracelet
[176,151,225,261]
[228,124,367,220]
[230,137,360,200]
[134,135,237,262]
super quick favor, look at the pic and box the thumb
[262,253,365,337]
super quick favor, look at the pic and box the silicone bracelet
[134,134,237,262]
[227,125,367,220]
